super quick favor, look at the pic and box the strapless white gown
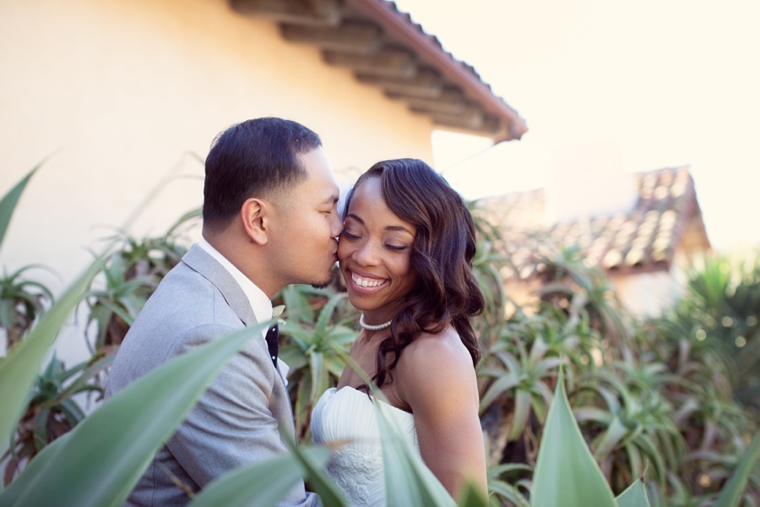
[310,386,420,507]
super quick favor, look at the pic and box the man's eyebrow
[346,214,413,235]
[321,194,339,205]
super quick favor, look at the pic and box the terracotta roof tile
[478,166,710,279]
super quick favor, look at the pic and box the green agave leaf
[0,432,71,502]
[713,432,760,507]
[615,478,651,507]
[457,479,489,507]
[507,389,531,441]
[188,447,331,507]
[50,353,115,404]
[0,257,105,457]
[0,320,270,507]
[165,207,202,237]
[375,402,457,507]
[310,351,329,403]
[282,434,347,507]
[333,347,456,506]
[531,368,617,507]
[486,479,530,507]
[487,463,533,478]
[478,372,519,414]
[0,163,41,252]
[314,293,347,336]
[593,416,629,460]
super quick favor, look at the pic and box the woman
[311,159,487,506]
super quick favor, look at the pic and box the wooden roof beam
[387,87,467,115]
[279,21,382,54]
[428,108,486,130]
[355,68,443,98]
[323,48,416,78]
[230,0,341,27]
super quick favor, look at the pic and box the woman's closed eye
[342,230,360,239]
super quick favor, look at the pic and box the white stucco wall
[609,270,683,317]
[0,0,436,363]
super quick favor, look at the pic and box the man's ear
[241,198,269,245]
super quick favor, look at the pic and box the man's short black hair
[202,117,322,230]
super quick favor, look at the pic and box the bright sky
[392,0,760,251]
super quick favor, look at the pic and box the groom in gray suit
[106,118,341,506]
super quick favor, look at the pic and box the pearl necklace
[359,314,392,331]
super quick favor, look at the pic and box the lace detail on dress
[326,446,383,506]
[311,387,419,507]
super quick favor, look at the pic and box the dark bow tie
[265,324,279,367]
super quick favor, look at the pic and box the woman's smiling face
[338,176,418,323]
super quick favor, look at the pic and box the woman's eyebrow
[385,225,414,235]
[347,213,412,235]
[346,213,364,224]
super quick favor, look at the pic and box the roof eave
[343,0,528,142]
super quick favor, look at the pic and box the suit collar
[182,244,258,326]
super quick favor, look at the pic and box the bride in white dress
[310,159,488,506]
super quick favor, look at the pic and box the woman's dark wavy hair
[344,158,485,390]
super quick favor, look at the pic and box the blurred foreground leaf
[713,432,760,507]
[616,479,651,507]
[189,447,332,507]
[531,367,617,507]
[0,320,269,507]
[284,433,347,507]
[0,258,104,457]
[0,164,40,252]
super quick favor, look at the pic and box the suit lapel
[181,244,257,327]
[180,246,298,441]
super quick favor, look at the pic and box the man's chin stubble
[310,266,337,290]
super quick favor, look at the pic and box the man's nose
[331,212,343,237]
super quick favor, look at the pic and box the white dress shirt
[197,239,289,382]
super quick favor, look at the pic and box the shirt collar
[197,238,273,332]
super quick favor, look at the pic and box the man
[106,118,341,506]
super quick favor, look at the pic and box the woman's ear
[241,198,268,245]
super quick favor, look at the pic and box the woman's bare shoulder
[395,325,477,401]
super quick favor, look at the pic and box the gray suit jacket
[106,245,319,507]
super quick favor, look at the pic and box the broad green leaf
[508,389,531,441]
[310,351,329,403]
[593,416,629,460]
[0,257,104,456]
[282,434,347,507]
[0,164,41,252]
[487,463,533,478]
[478,372,519,413]
[332,346,456,506]
[314,293,347,336]
[486,480,530,507]
[0,320,270,507]
[376,402,457,507]
[713,432,760,507]
[0,433,71,503]
[188,447,331,507]
[165,207,202,237]
[616,478,651,507]
[50,354,115,403]
[457,479,489,507]
[531,368,617,507]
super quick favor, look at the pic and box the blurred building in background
[483,165,711,316]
